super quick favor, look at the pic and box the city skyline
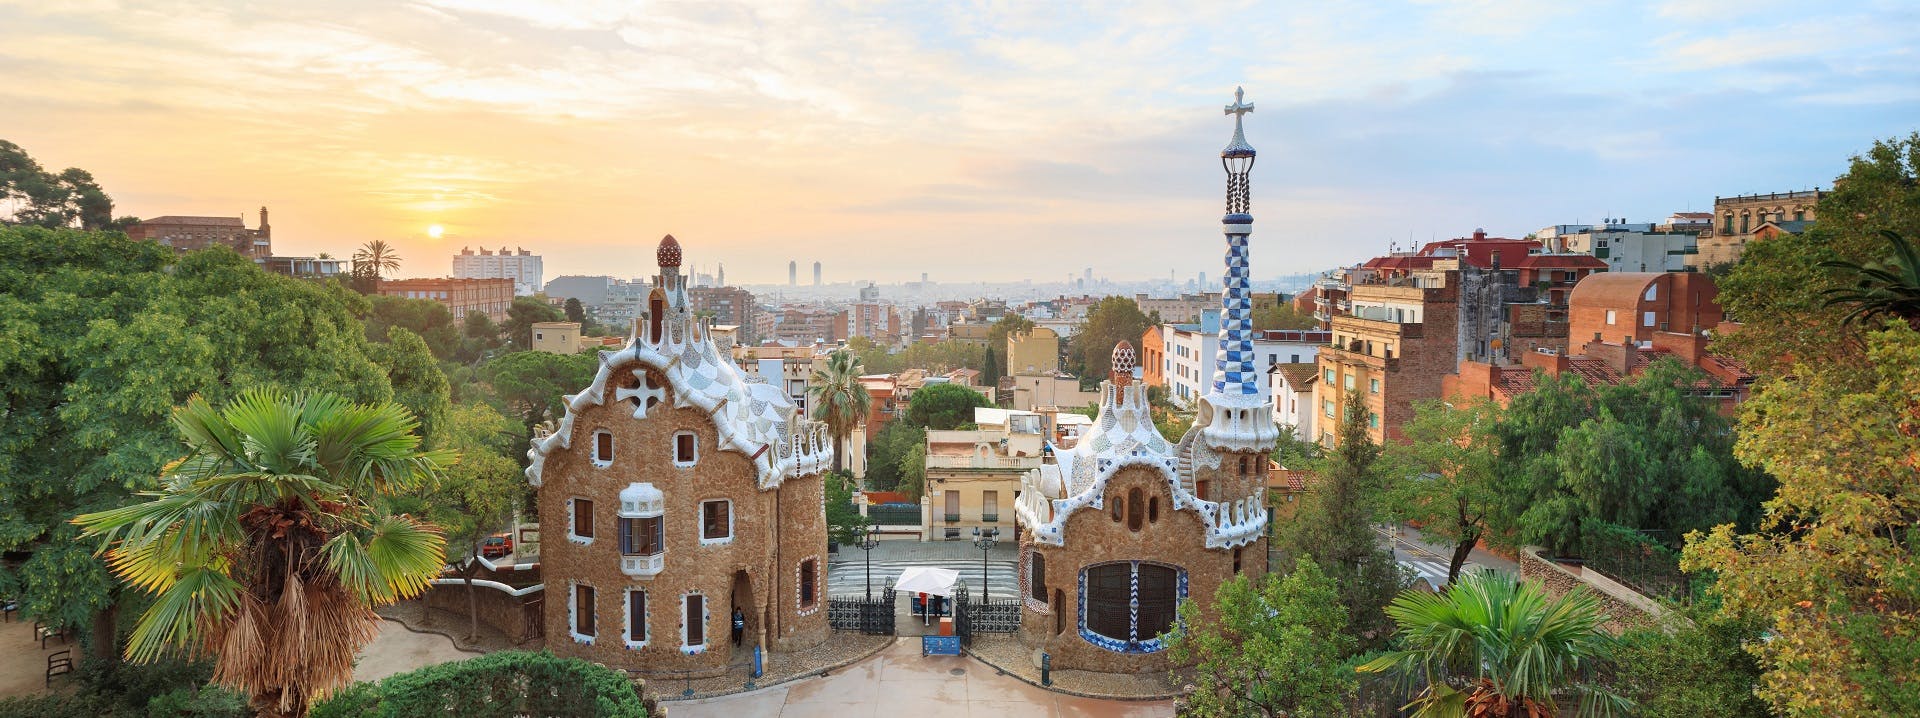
[2,0,1914,283]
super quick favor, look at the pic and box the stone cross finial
[1224,86,1255,119]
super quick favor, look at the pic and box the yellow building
[947,321,990,346]
[531,321,581,354]
[922,408,1042,541]
[1006,326,1061,375]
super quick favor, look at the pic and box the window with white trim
[673,431,697,466]
[799,559,818,609]
[572,583,596,640]
[1606,310,1617,326]
[684,594,707,648]
[700,500,732,544]
[570,498,595,542]
[1643,311,1656,327]
[592,430,614,467]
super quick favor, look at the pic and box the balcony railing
[982,514,1000,524]
[944,513,961,523]
[621,553,665,578]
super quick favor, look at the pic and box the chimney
[258,206,270,235]
[1473,228,1487,241]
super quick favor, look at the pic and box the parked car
[480,533,513,558]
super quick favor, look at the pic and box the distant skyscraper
[922,272,929,284]
[812,261,822,286]
[789,260,797,285]
[718,262,725,287]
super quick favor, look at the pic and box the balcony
[982,514,1000,524]
[944,513,961,523]
[621,552,665,578]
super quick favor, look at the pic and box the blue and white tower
[1195,87,1279,455]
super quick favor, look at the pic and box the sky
[2,0,1916,285]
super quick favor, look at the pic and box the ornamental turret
[1192,87,1279,454]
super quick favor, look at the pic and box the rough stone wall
[536,363,826,677]
[1017,465,1258,674]
[423,583,538,642]
[1517,548,1657,635]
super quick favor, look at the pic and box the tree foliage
[1280,389,1405,649]
[74,390,451,718]
[1490,360,1771,556]
[903,382,992,430]
[1378,399,1501,583]
[500,297,564,351]
[808,349,869,473]
[1613,605,1775,718]
[0,226,396,654]
[371,327,451,437]
[480,350,598,433]
[1252,301,1317,331]
[309,651,649,718]
[1169,557,1358,717]
[364,295,464,361]
[863,421,925,492]
[1714,132,1920,379]
[1358,571,1631,717]
[1066,297,1151,382]
[0,139,121,230]
[1682,325,1920,716]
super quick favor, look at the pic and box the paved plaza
[667,637,1174,718]
[829,539,1019,602]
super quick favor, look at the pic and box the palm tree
[352,239,403,281]
[74,389,452,718]
[1820,230,1920,330]
[1358,570,1631,718]
[808,348,870,475]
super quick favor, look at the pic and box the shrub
[311,651,647,718]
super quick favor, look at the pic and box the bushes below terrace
[311,650,650,718]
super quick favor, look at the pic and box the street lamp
[856,522,881,601]
[972,526,999,605]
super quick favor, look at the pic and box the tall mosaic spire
[1213,87,1258,397]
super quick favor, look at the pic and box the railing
[1575,525,1690,603]
[981,514,999,524]
[867,505,922,527]
[944,513,961,523]
[827,588,896,635]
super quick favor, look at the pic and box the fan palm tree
[1820,230,1920,330]
[1357,570,1631,718]
[74,389,452,718]
[808,348,870,474]
[352,239,403,280]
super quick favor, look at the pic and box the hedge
[311,650,647,718]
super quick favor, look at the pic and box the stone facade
[527,236,832,677]
[1517,548,1661,636]
[1691,189,1824,269]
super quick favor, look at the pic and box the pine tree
[1279,389,1406,650]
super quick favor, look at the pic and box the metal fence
[867,504,922,527]
[952,584,1020,646]
[1580,525,1690,602]
[827,588,896,635]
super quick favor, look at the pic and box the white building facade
[1536,223,1698,274]
[454,246,545,295]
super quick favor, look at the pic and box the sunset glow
[427,224,445,240]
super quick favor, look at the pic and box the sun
[426,224,445,239]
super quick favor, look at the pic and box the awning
[892,566,961,597]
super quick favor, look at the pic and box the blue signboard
[922,635,961,656]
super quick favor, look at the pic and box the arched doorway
[728,570,754,663]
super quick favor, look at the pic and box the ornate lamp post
[971,526,999,605]
[856,521,881,600]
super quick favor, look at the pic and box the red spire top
[657,234,682,268]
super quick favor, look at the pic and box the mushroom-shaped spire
[657,234,683,268]
[1110,340,1137,385]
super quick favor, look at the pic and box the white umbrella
[893,566,960,597]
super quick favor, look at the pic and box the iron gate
[953,584,1020,646]
[827,588,895,635]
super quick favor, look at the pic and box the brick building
[1316,282,1458,445]
[525,236,833,677]
[1567,272,1723,348]
[687,285,759,344]
[1444,333,1753,416]
[378,277,514,322]
[127,207,272,260]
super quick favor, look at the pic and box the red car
[480,533,513,558]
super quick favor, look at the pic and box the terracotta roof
[1270,362,1319,389]
[139,216,246,227]
[1569,272,1661,311]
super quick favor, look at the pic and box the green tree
[863,422,924,491]
[1489,360,1770,556]
[897,442,927,502]
[563,297,586,325]
[364,295,462,361]
[844,336,901,375]
[1682,324,1920,716]
[1066,297,1151,382]
[1819,230,1920,330]
[1169,557,1357,717]
[807,349,870,474]
[1715,132,1920,379]
[1378,399,1500,583]
[500,296,564,350]
[1614,606,1775,718]
[481,350,599,433]
[351,240,402,281]
[0,140,117,230]
[903,382,992,430]
[1359,571,1631,717]
[416,403,524,642]
[371,328,451,437]
[0,227,395,664]
[1252,302,1317,331]
[74,390,451,718]
[461,310,504,363]
[824,472,863,546]
[1280,389,1404,649]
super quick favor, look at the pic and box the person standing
[731,607,745,647]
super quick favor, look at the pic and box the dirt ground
[0,612,81,698]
